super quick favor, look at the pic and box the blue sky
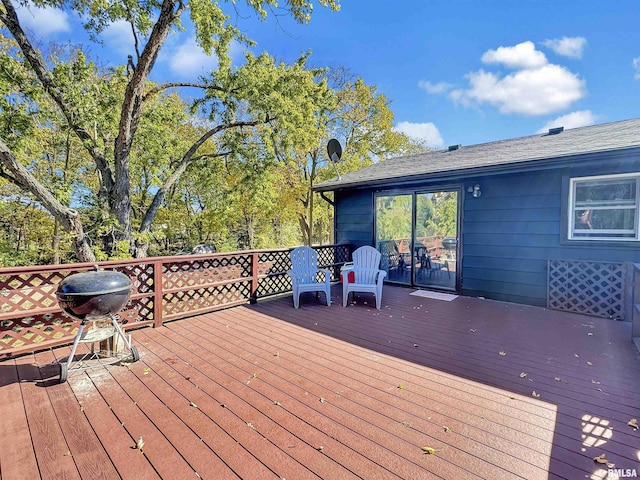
[14,0,640,150]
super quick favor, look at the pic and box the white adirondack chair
[342,245,387,310]
[287,246,332,309]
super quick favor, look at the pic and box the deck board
[2,284,639,479]
[174,314,541,479]
[0,358,41,480]
[14,353,82,480]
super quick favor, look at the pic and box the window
[568,173,639,241]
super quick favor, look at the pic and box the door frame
[374,185,462,293]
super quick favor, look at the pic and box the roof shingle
[314,118,640,191]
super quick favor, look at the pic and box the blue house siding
[335,190,373,248]
[318,120,640,310]
[461,171,563,305]
[462,167,640,305]
[331,161,640,308]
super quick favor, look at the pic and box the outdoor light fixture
[467,184,481,198]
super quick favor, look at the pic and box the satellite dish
[326,139,342,180]
[327,138,342,163]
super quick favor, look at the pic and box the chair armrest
[377,270,387,284]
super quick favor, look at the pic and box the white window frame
[568,172,640,241]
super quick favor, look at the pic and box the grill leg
[64,321,87,374]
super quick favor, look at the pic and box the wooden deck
[1,284,639,479]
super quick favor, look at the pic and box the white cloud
[417,80,453,94]
[536,111,599,133]
[481,41,548,69]
[542,37,587,59]
[450,41,586,116]
[166,36,219,79]
[17,4,70,36]
[102,20,135,56]
[394,121,444,149]
[633,57,640,80]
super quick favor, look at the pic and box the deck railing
[0,244,351,358]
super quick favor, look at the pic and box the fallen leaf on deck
[587,361,593,366]
[588,332,594,336]
[398,383,403,389]
[628,418,638,430]
[593,453,613,467]
[574,354,579,358]
[421,446,437,454]
[135,436,145,452]
[401,421,412,427]
[316,445,324,452]
[64,450,71,456]
[274,400,281,406]
[519,372,527,378]
[443,426,451,433]
[274,351,280,357]
[143,368,150,375]
[319,397,325,403]
[532,391,540,398]
[554,377,561,381]
[499,351,506,356]
[469,329,476,333]
[189,401,197,408]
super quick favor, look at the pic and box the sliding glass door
[375,188,460,291]
[414,190,458,290]
[375,194,412,284]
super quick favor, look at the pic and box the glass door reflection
[413,190,458,291]
[375,194,412,284]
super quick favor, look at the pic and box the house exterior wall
[335,189,374,249]
[333,156,640,308]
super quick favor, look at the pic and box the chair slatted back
[290,246,319,283]
[352,246,382,284]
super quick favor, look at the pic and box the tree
[0,0,340,262]
[290,68,427,246]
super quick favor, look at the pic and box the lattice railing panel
[255,245,349,298]
[1,312,77,352]
[120,263,155,294]
[259,250,290,274]
[163,282,251,316]
[257,273,292,297]
[548,260,627,320]
[0,244,351,356]
[1,271,66,314]
[316,244,350,267]
[163,255,252,290]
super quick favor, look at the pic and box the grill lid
[56,270,132,297]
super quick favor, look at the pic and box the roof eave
[312,145,640,193]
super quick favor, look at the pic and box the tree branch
[0,137,95,261]
[0,0,114,193]
[138,118,266,233]
[142,82,238,103]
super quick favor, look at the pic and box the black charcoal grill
[55,267,139,382]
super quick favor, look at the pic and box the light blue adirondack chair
[342,245,387,310]
[287,246,332,309]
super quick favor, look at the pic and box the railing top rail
[0,244,350,275]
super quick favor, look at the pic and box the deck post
[153,259,164,327]
[249,251,260,304]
